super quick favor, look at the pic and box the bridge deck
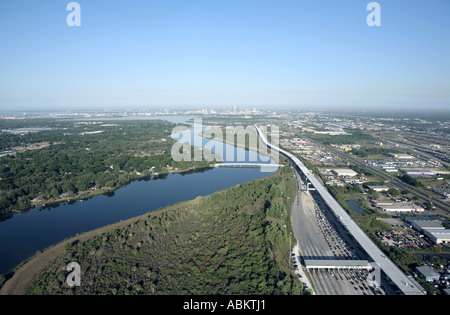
[213,163,283,168]
[254,124,424,295]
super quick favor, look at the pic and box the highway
[310,268,375,295]
[382,136,449,167]
[255,124,425,295]
[291,169,378,295]
[325,145,450,214]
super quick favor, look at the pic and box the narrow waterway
[0,117,276,275]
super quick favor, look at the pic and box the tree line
[0,119,213,215]
[26,167,303,295]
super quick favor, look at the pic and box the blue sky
[0,0,449,111]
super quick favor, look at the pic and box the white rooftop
[255,124,425,295]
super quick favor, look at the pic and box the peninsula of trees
[0,119,213,216]
[23,167,303,295]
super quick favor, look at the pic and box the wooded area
[26,167,303,295]
[0,119,213,215]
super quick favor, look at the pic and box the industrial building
[415,266,440,282]
[379,203,425,213]
[331,168,358,177]
[382,165,398,172]
[404,217,450,244]
[372,200,394,207]
[405,217,445,232]
[366,185,389,192]
[401,169,435,176]
[0,150,16,158]
[423,229,450,244]
[392,154,415,160]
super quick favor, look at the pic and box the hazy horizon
[1,1,449,112]
[1,105,449,117]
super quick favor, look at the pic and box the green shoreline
[1,167,303,295]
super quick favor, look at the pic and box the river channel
[0,116,276,275]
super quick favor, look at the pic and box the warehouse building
[392,154,415,160]
[423,229,450,244]
[401,169,435,176]
[416,265,440,282]
[405,217,445,232]
[380,203,425,213]
[382,165,398,172]
[332,168,358,177]
[371,200,393,207]
[366,185,389,192]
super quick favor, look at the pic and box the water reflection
[345,200,366,215]
[0,118,275,275]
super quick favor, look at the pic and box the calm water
[0,117,275,275]
[345,200,366,215]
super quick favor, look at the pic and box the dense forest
[0,119,214,215]
[26,167,303,295]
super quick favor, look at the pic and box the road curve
[254,124,424,295]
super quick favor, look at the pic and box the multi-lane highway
[325,145,450,214]
[382,136,449,167]
[291,169,379,295]
[255,124,425,295]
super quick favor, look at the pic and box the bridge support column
[306,182,316,194]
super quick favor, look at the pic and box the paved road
[291,244,315,295]
[255,124,425,295]
[291,173,333,260]
[311,269,375,295]
[326,145,450,214]
[291,169,379,295]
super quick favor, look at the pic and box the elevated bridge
[212,163,283,169]
[254,124,425,295]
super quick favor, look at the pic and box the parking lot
[374,229,433,249]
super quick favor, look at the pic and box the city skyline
[1,0,449,111]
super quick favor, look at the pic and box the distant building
[325,180,345,187]
[0,150,16,158]
[338,145,353,151]
[405,217,444,232]
[392,154,415,160]
[381,165,398,172]
[416,266,440,282]
[79,130,105,136]
[402,169,435,176]
[379,203,425,213]
[423,229,450,244]
[30,197,41,203]
[366,185,389,192]
[332,169,358,177]
[371,200,393,207]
